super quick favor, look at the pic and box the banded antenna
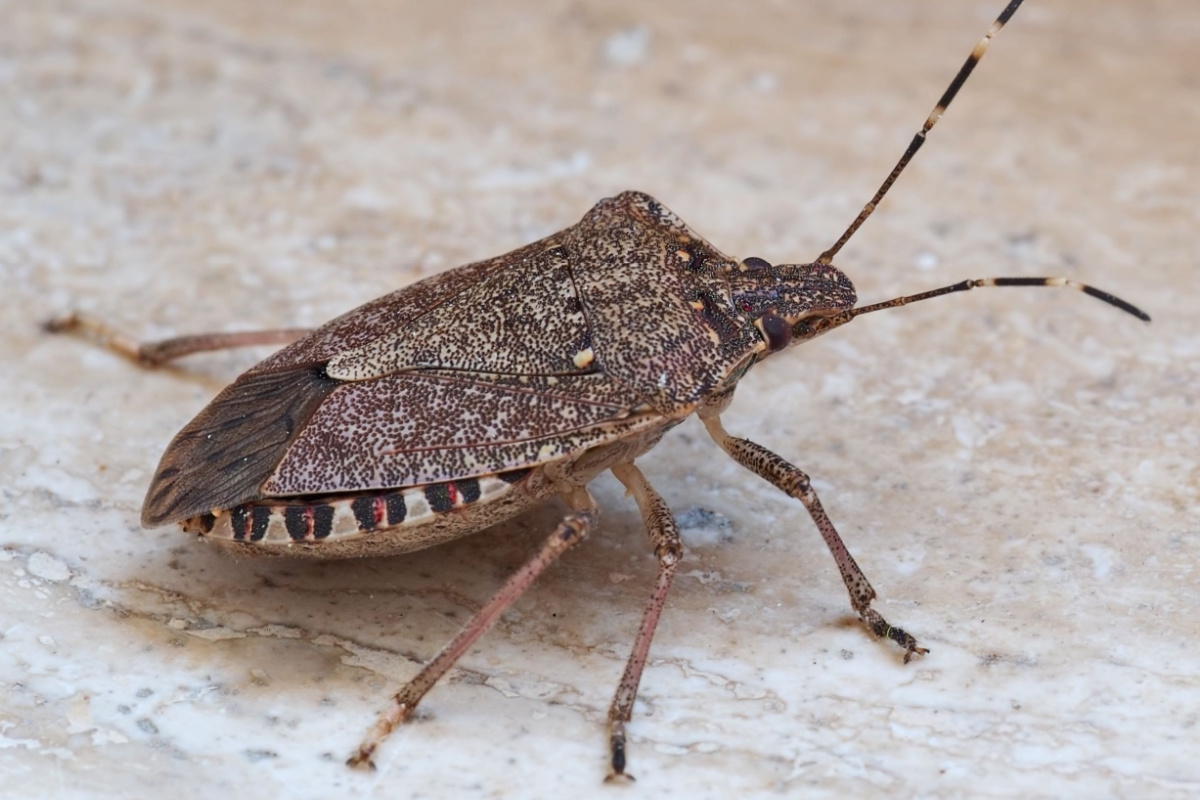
[796,276,1150,346]
[803,0,1150,326]
[816,0,1025,266]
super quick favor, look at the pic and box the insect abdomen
[183,469,539,559]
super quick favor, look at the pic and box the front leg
[699,401,927,663]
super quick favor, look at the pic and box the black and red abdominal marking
[194,470,532,544]
[422,478,484,514]
[283,505,336,541]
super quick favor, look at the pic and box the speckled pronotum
[47,0,1149,781]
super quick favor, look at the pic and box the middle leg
[605,461,683,782]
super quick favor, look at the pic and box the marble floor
[2,1,1198,798]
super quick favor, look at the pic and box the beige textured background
[2,1,1197,798]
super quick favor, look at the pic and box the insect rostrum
[46,0,1149,781]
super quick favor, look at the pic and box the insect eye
[741,256,772,272]
[759,313,792,352]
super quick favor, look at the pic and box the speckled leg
[45,311,310,366]
[604,461,682,783]
[347,510,593,770]
[700,409,926,663]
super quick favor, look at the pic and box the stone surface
[2,1,1197,798]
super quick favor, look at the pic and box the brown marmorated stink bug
[48,0,1149,781]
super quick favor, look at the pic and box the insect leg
[604,461,683,783]
[44,311,310,367]
[700,411,927,663]
[347,509,593,770]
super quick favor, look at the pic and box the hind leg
[603,461,683,782]
[348,509,594,770]
[45,311,309,366]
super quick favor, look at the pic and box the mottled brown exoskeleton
[48,0,1149,780]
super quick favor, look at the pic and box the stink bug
[47,0,1149,780]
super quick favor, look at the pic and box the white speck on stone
[750,71,779,93]
[953,413,984,448]
[27,552,70,583]
[126,70,154,104]
[1131,459,1159,484]
[915,251,938,271]
[472,151,591,190]
[342,184,396,211]
[66,695,93,734]
[710,607,741,624]
[0,721,39,751]
[40,748,76,761]
[116,468,144,486]
[820,369,857,399]
[90,728,129,746]
[604,26,651,66]
[676,508,733,548]
[1081,544,1118,580]
[890,544,927,576]
[20,466,98,504]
